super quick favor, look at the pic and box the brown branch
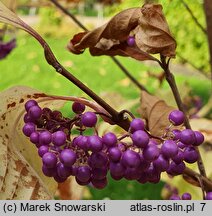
[49,0,148,92]
[159,55,207,180]
[180,0,207,35]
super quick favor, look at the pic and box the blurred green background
[0,0,211,200]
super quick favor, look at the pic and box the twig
[159,55,207,179]
[180,0,207,35]
[49,0,148,92]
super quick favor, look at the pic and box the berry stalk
[159,55,207,180]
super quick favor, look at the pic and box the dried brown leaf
[139,90,176,137]
[68,4,176,60]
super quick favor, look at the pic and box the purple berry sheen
[28,105,42,120]
[91,177,107,189]
[131,130,149,148]
[170,195,181,200]
[127,36,135,46]
[92,168,107,180]
[25,100,38,112]
[102,132,117,147]
[180,129,196,145]
[52,131,67,146]
[24,113,33,123]
[109,161,125,177]
[143,144,160,161]
[121,149,141,168]
[57,162,72,178]
[161,140,178,159]
[108,147,122,162]
[42,165,56,177]
[76,166,91,182]
[39,131,52,145]
[60,149,77,167]
[81,111,97,127]
[30,131,39,144]
[75,135,88,150]
[184,147,199,163]
[22,122,36,137]
[87,135,103,152]
[72,102,85,114]
[193,131,204,146]
[130,118,145,132]
[42,152,57,168]
[38,145,49,157]
[182,192,192,200]
[169,110,185,126]
[88,152,108,169]
[172,129,181,140]
[205,192,212,200]
[153,154,169,171]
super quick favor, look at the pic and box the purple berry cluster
[170,191,212,200]
[23,101,204,189]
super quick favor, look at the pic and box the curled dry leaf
[68,4,176,61]
[0,86,68,199]
[139,90,176,137]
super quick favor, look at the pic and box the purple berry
[75,135,88,150]
[184,147,199,163]
[180,129,196,145]
[205,192,212,200]
[127,36,135,46]
[54,174,67,183]
[92,168,108,180]
[130,118,145,132]
[172,150,184,164]
[121,149,141,168]
[153,154,169,171]
[167,161,185,175]
[172,129,181,140]
[22,122,36,137]
[76,166,91,182]
[88,152,108,169]
[57,162,72,178]
[30,131,39,144]
[28,105,42,120]
[39,131,52,145]
[161,140,178,159]
[52,131,67,146]
[60,149,76,167]
[42,165,56,177]
[182,192,192,200]
[102,132,117,147]
[81,111,97,127]
[25,100,38,112]
[169,110,185,126]
[109,161,125,177]
[170,194,181,200]
[38,145,49,157]
[178,141,186,149]
[131,130,149,148]
[193,131,204,146]
[88,135,103,152]
[143,144,160,161]
[124,167,141,180]
[75,177,90,186]
[91,177,107,189]
[42,152,57,168]
[72,102,85,114]
[108,147,122,162]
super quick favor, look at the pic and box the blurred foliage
[104,0,210,76]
